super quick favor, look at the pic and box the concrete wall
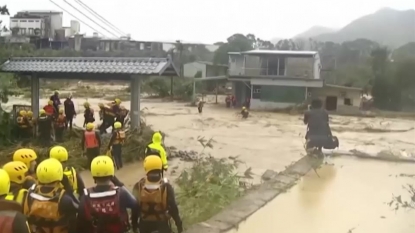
[310,86,362,109]
[250,99,294,110]
[10,18,45,36]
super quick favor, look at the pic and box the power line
[62,0,119,38]
[49,0,107,37]
[74,0,127,37]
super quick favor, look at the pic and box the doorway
[325,96,338,111]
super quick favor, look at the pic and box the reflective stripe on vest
[85,131,98,148]
[83,187,119,198]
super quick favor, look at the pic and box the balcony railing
[228,67,313,78]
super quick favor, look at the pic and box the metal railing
[228,67,313,78]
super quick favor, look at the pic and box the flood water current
[228,157,415,233]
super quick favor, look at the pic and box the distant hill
[294,26,336,39]
[312,8,415,48]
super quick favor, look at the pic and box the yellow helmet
[114,98,121,105]
[13,148,37,167]
[114,121,122,129]
[49,146,69,162]
[143,155,163,173]
[2,161,28,184]
[36,158,63,184]
[0,169,11,196]
[242,106,246,110]
[39,109,46,115]
[48,100,53,105]
[27,110,33,117]
[58,108,64,114]
[19,110,27,116]
[84,102,90,107]
[86,122,94,130]
[90,156,115,177]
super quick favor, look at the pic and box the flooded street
[228,157,415,233]
[4,95,415,185]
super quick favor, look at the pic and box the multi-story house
[9,15,45,37]
[228,50,362,111]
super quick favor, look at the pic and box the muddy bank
[225,157,415,233]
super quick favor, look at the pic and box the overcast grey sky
[2,0,415,43]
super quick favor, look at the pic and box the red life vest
[43,105,55,116]
[83,187,129,233]
[85,131,99,149]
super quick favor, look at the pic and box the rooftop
[229,50,318,57]
[196,61,228,67]
[18,10,63,14]
[0,57,179,76]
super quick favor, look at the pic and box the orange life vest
[85,131,99,149]
[55,114,66,128]
[113,130,126,145]
[16,116,28,128]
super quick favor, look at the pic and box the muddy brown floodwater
[227,157,415,233]
[5,96,415,186]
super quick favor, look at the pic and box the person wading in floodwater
[303,99,333,156]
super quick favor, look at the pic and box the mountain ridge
[311,8,415,48]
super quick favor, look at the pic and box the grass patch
[171,136,246,229]
[175,156,244,228]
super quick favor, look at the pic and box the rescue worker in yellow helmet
[54,108,66,142]
[241,106,249,119]
[83,102,95,127]
[23,158,78,233]
[43,100,56,118]
[13,148,38,184]
[77,156,139,233]
[49,146,85,200]
[16,110,30,139]
[107,121,126,169]
[112,98,122,124]
[81,122,101,169]
[26,110,34,138]
[132,155,183,233]
[37,109,53,146]
[0,169,32,233]
[145,132,168,172]
[2,161,33,204]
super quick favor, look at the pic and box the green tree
[275,39,298,50]
[213,34,254,65]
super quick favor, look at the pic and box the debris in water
[261,169,277,181]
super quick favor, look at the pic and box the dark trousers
[112,144,123,169]
[139,221,171,233]
[55,127,64,142]
[66,116,73,129]
[198,106,203,113]
[39,132,51,147]
[86,147,100,170]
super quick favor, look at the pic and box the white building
[16,10,63,39]
[9,15,45,36]
[228,50,362,111]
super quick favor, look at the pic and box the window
[20,28,26,35]
[11,20,17,22]
[252,85,261,99]
[35,20,40,22]
[28,20,34,22]
[20,20,27,22]
[29,28,34,35]
[344,98,352,106]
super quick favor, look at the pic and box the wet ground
[227,157,415,233]
[4,95,415,186]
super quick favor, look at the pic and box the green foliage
[392,42,415,62]
[213,34,255,65]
